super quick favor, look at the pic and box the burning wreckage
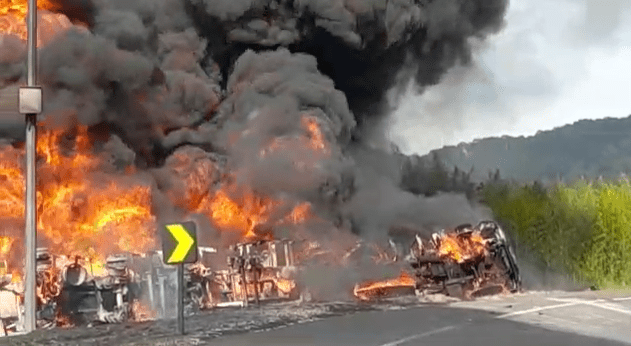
[353,221,522,301]
[0,221,520,333]
[0,239,301,333]
[0,0,515,333]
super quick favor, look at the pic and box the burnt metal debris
[0,222,520,333]
[35,250,143,327]
[355,221,522,301]
[410,221,521,299]
[0,239,301,333]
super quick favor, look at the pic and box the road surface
[1,290,630,345]
[210,290,631,346]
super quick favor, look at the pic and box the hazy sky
[388,0,631,156]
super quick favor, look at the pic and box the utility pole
[19,0,41,333]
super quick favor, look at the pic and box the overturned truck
[354,221,521,301]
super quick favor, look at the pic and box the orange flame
[230,272,297,302]
[0,126,156,283]
[273,277,296,294]
[88,259,108,277]
[132,300,156,322]
[437,232,486,263]
[35,126,156,259]
[10,269,20,283]
[0,236,14,256]
[261,115,331,158]
[0,0,73,45]
[0,154,24,219]
[301,116,329,154]
[192,186,313,242]
[205,189,277,240]
[281,202,311,224]
[353,271,416,301]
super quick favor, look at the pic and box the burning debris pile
[0,239,301,332]
[0,0,512,334]
[353,221,521,301]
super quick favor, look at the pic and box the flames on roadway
[0,0,513,334]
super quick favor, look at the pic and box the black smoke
[185,0,508,136]
[0,0,507,246]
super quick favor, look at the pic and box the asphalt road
[211,290,631,346]
[2,290,630,345]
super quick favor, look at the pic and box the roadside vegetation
[481,179,631,289]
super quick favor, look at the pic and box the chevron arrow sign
[161,221,198,264]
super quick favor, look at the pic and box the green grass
[482,180,631,289]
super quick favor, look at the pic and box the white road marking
[379,325,457,346]
[496,302,581,319]
[613,297,631,301]
[547,297,603,303]
[548,297,631,316]
[582,301,631,316]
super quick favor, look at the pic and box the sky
[388,0,631,156]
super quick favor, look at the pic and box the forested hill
[421,115,631,183]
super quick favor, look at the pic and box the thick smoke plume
[0,0,508,275]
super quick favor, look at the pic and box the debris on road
[354,221,522,301]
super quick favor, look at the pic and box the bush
[482,180,631,288]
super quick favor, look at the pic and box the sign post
[20,0,41,333]
[162,221,197,335]
[177,263,184,334]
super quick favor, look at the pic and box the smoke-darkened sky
[0,0,508,245]
[389,0,631,155]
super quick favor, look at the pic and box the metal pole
[23,0,38,333]
[147,273,155,311]
[158,275,166,319]
[176,263,184,335]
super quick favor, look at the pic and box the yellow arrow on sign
[166,224,195,263]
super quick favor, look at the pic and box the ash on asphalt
[0,297,434,346]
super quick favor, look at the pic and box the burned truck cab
[408,221,521,299]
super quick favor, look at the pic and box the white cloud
[389,0,631,155]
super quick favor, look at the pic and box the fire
[353,271,416,301]
[47,182,156,257]
[88,259,108,277]
[272,277,296,294]
[230,273,296,302]
[11,269,20,283]
[261,115,331,159]
[205,189,276,240]
[0,155,24,219]
[0,0,61,17]
[37,126,98,169]
[437,232,486,263]
[0,0,73,45]
[197,187,313,241]
[190,114,326,242]
[55,310,73,328]
[36,265,61,304]
[281,202,311,224]
[302,116,329,154]
[131,300,156,322]
[35,126,156,259]
[0,125,156,283]
[0,236,14,255]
